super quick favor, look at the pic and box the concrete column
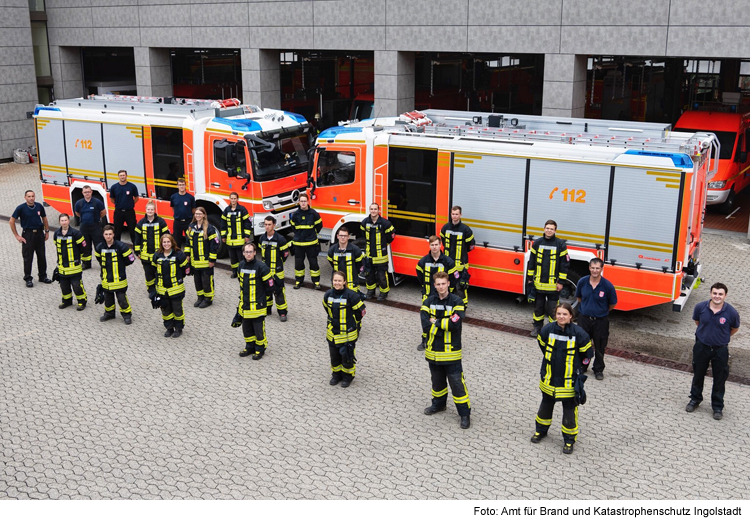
[241,48,280,109]
[542,54,587,118]
[50,46,83,99]
[135,47,172,97]
[374,51,415,118]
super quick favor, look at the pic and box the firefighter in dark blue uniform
[361,203,395,301]
[290,194,323,289]
[323,270,366,387]
[421,271,471,429]
[53,213,88,310]
[531,303,592,454]
[95,224,136,324]
[9,190,52,287]
[236,242,275,359]
[134,200,169,294]
[221,192,251,278]
[259,216,291,321]
[152,233,189,338]
[73,185,105,269]
[527,219,569,337]
[169,178,195,248]
[326,225,364,292]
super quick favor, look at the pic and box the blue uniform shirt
[109,182,139,210]
[12,202,46,229]
[693,300,740,347]
[576,275,617,318]
[170,192,195,221]
[74,197,105,225]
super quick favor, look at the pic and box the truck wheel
[718,189,736,215]
[207,213,228,259]
[558,271,581,310]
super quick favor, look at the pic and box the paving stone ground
[1,161,748,500]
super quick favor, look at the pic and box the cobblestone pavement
[1,161,749,500]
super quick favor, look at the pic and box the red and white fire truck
[308,109,718,312]
[34,95,313,243]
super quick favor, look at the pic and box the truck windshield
[674,128,736,160]
[250,128,311,182]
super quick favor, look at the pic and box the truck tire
[207,213,228,259]
[718,188,736,215]
[559,271,581,310]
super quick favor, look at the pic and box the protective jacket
[135,215,169,261]
[420,291,465,363]
[54,227,86,275]
[237,258,274,318]
[290,207,322,246]
[416,252,458,297]
[527,235,569,292]
[95,240,135,290]
[259,231,291,276]
[152,250,189,297]
[360,215,395,265]
[440,221,475,270]
[537,322,592,398]
[221,205,251,246]
[327,242,364,290]
[323,287,365,344]
[185,223,220,268]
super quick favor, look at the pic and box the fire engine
[308,109,719,312]
[34,95,313,248]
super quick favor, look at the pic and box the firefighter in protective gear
[237,242,275,359]
[259,216,291,321]
[531,303,592,455]
[185,207,220,308]
[290,193,323,289]
[221,192,251,278]
[416,235,458,351]
[152,233,189,338]
[134,200,169,294]
[326,225,363,291]
[421,272,471,429]
[527,219,569,338]
[361,203,395,301]
[440,205,475,305]
[323,270,365,388]
[53,213,87,310]
[95,224,136,324]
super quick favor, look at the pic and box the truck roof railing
[46,95,261,119]
[87,94,258,110]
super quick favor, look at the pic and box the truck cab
[674,110,750,213]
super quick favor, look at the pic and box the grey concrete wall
[135,47,172,97]
[241,48,280,109]
[0,0,38,160]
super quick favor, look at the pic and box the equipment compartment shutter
[64,121,105,184]
[608,167,681,271]
[452,153,525,249]
[36,118,68,186]
[527,160,609,248]
[103,124,146,195]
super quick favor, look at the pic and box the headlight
[262,200,273,210]
[707,180,726,189]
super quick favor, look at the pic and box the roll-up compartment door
[608,168,681,271]
[452,153,526,249]
[526,160,609,248]
[103,124,146,196]
[36,118,69,186]
[64,121,105,184]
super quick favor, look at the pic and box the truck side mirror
[741,151,747,164]
[307,146,317,178]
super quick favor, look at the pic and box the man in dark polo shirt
[575,257,617,380]
[9,190,52,287]
[686,282,740,420]
[74,185,106,269]
[169,178,195,248]
[109,169,139,243]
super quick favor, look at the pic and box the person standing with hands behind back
[109,170,139,243]
[169,179,195,248]
[527,219,569,338]
[185,207,220,308]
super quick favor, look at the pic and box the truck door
[64,121,106,186]
[209,134,249,194]
[103,124,146,196]
[36,117,69,186]
[312,145,366,224]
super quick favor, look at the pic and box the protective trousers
[21,229,48,281]
[690,339,730,412]
[365,262,389,294]
[79,223,102,265]
[533,291,559,330]
[266,276,288,315]
[161,294,185,329]
[104,288,131,314]
[328,341,356,381]
[578,315,609,374]
[242,317,267,356]
[227,245,244,271]
[193,267,215,300]
[113,209,137,244]
[59,273,87,305]
[535,393,579,443]
[428,361,471,417]
[173,219,190,249]
[141,259,157,292]
[294,244,320,286]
